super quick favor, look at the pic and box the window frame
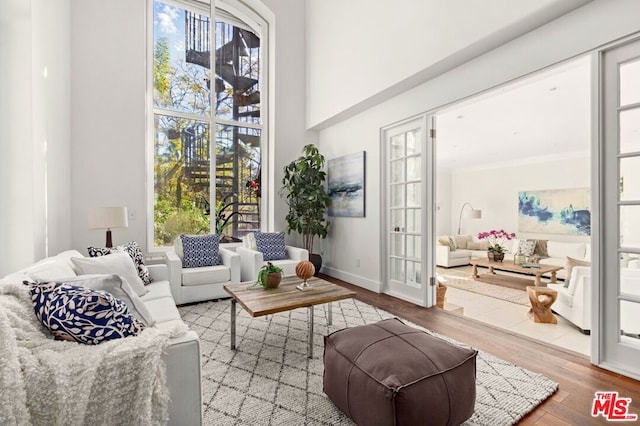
[146,0,269,251]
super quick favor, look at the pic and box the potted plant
[215,193,243,243]
[477,229,516,262]
[281,144,331,276]
[254,262,284,289]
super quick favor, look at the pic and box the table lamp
[88,206,128,248]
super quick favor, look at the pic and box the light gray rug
[438,266,531,306]
[179,298,557,426]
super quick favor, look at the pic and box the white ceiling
[437,56,592,171]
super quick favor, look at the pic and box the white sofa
[436,235,591,280]
[0,250,202,425]
[165,237,241,304]
[236,232,309,282]
[436,235,516,268]
[548,264,640,335]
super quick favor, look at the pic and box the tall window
[151,0,263,247]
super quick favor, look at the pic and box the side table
[526,286,558,324]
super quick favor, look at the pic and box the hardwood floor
[320,274,640,425]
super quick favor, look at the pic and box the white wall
[316,0,640,291]
[450,155,591,243]
[305,0,591,129]
[0,0,71,277]
[69,0,314,254]
[70,0,147,253]
[260,0,318,243]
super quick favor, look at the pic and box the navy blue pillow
[255,231,288,261]
[24,280,145,345]
[180,234,221,268]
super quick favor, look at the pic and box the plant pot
[261,272,282,289]
[436,284,447,308]
[488,252,504,262]
[309,253,322,277]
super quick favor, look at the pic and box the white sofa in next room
[436,234,590,280]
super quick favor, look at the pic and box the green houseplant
[254,262,284,289]
[281,144,331,276]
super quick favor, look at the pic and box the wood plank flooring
[320,274,640,425]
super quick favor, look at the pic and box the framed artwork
[327,151,366,217]
[518,188,591,235]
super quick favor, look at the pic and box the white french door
[599,38,640,379]
[382,116,435,307]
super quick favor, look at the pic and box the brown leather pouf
[323,318,478,426]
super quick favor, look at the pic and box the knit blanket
[0,281,184,426]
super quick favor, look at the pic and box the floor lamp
[457,203,482,235]
[88,206,129,248]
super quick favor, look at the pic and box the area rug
[179,298,558,425]
[438,266,530,306]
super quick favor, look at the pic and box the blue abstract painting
[328,151,365,217]
[518,188,590,235]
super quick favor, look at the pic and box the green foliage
[153,38,173,106]
[215,193,243,235]
[281,144,330,254]
[154,201,209,246]
[253,262,284,288]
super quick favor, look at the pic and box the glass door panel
[601,40,640,378]
[620,59,640,106]
[619,108,640,153]
[383,118,429,305]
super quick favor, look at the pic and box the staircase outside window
[151,0,263,247]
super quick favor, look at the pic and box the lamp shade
[88,206,129,230]
[469,209,482,219]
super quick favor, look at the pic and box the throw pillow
[519,240,537,257]
[24,280,145,344]
[62,274,155,326]
[71,252,148,297]
[254,231,289,261]
[564,256,591,288]
[508,239,520,255]
[180,234,221,268]
[453,235,472,249]
[88,241,151,285]
[533,240,549,257]
[467,241,488,250]
[437,236,452,249]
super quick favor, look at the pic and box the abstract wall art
[518,188,591,235]
[327,151,365,217]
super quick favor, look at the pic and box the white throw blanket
[0,281,184,426]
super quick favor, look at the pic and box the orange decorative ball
[296,261,315,281]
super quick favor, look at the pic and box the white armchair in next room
[236,232,308,282]
[165,235,241,305]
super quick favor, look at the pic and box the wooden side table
[526,286,558,324]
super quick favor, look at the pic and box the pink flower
[477,229,517,253]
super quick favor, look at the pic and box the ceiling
[437,56,592,171]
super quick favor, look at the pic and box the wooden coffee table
[224,276,356,358]
[470,258,563,288]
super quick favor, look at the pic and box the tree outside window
[152,0,262,246]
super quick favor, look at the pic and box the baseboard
[322,266,381,293]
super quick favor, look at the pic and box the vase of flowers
[478,229,516,262]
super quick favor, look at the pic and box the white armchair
[547,265,592,333]
[165,237,241,305]
[548,265,640,335]
[237,232,308,282]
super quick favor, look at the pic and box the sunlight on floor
[444,286,591,356]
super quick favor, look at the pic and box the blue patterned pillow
[254,231,288,261]
[180,234,221,268]
[24,280,145,344]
